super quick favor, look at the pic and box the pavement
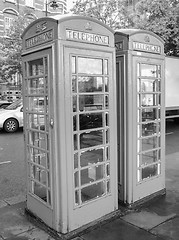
[0,129,179,239]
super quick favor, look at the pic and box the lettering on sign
[133,41,161,54]
[66,29,109,45]
[25,29,53,49]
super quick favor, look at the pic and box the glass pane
[78,76,103,92]
[78,57,102,74]
[81,164,105,185]
[72,76,77,92]
[75,190,80,206]
[81,181,105,203]
[141,108,157,122]
[79,95,103,111]
[141,164,159,180]
[140,79,158,92]
[74,171,79,187]
[74,153,78,169]
[141,122,158,137]
[139,94,158,107]
[80,113,103,130]
[140,136,159,152]
[80,148,104,167]
[28,77,45,95]
[73,96,77,112]
[140,64,157,77]
[29,58,44,76]
[72,56,76,74]
[29,114,45,130]
[139,150,158,166]
[29,131,46,149]
[104,60,108,75]
[73,115,77,131]
[74,134,78,150]
[105,77,109,92]
[80,130,103,149]
[28,97,45,113]
[33,182,47,202]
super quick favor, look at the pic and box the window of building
[25,0,35,8]
[3,9,18,36]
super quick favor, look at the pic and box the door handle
[50,118,54,128]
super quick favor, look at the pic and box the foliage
[72,0,179,56]
[71,0,130,29]
[128,0,179,55]
[0,9,34,83]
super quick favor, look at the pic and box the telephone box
[115,29,165,205]
[21,15,118,233]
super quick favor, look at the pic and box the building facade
[0,0,67,101]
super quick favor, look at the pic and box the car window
[5,100,22,110]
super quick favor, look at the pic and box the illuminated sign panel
[66,29,109,46]
[133,41,161,54]
[25,29,53,49]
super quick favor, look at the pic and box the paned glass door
[23,49,54,227]
[72,56,110,206]
[132,58,165,202]
[65,48,117,230]
[137,63,161,182]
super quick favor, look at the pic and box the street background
[0,119,178,201]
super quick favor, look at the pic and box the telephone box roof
[115,28,164,43]
[22,14,114,38]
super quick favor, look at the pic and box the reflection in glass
[74,153,78,169]
[75,190,80,205]
[80,148,103,167]
[29,114,45,130]
[104,60,108,75]
[139,150,158,166]
[78,76,103,92]
[140,64,157,77]
[74,134,78,150]
[81,181,105,203]
[139,94,158,107]
[105,77,109,92]
[73,115,77,131]
[140,136,159,152]
[72,56,76,74]
[141,122,158,137]
[74,171,79,187]
[78,57,102,74]
[80,130,103,149]
[81,164,105,185]
[140,79,157,92]
[28,97,45,113]
[79,95,103,111]
[140,108,157,122]
[72,76,77,92]
[142,164,159,180]
[29,58,44,76]
[33,181,47,202]
[73,96,77,112]
[80,112,103,130]
[28,77,45,95]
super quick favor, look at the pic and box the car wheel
[4,118,19,133]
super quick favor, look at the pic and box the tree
[129,0,179,56]
[71,0,130,29]
[0,9,35,83]
[71,0,179,56]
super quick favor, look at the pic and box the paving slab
[5,227,56,240]
[121,210,176,230]
[4,195,26,205]
[0,202,34,239]
[82,218,164,240]
[150,217,179,240]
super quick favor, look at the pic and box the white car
[0,100,23,133]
